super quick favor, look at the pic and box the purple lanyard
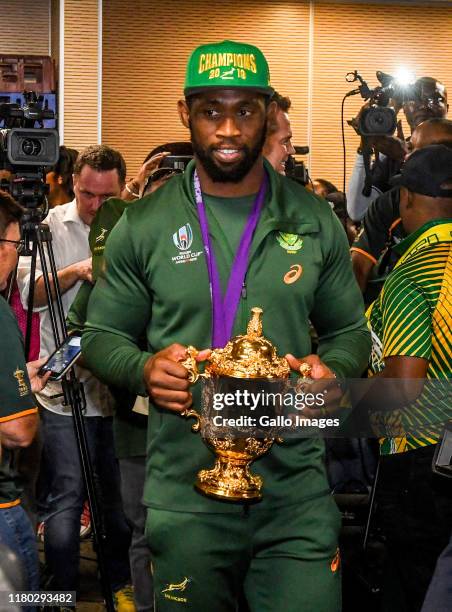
[194,169,268,348]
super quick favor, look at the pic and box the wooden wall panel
[311,2,452,188]
[0,0,49,55]
[63,0,99,150]
[102,0,310,178]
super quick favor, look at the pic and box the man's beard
[189,123,267,183]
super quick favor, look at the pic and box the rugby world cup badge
[173,224,193,251]
[171,223,202,265]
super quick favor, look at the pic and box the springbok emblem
[162,577,190,593]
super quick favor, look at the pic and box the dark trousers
[422,529,452,612]
[377,445,452,612]
[40,410,131,592]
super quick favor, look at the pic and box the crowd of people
[0,39,451,612]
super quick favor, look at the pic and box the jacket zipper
[241,280,248,330]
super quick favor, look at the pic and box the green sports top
[83,160,370,513]
[367,219,452,454]
[0,296,37,506]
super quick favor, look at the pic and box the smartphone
[38,334,82,381]
[161,155,193,172]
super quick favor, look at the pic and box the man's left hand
[285,353,343,416]
[26,358,51,393]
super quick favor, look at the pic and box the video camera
[285,146,309,185]
[345,70,415,137]
[0,92,58,227]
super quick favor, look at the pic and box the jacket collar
[181,158,320,236]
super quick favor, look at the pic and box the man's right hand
[32,257,93,307]
[72,257,92,283]
[143,344,192,413]
[365,131,408,162]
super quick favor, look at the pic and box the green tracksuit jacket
[82,160,370,513]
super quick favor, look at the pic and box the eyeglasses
[0,238,25,253]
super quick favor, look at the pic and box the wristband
[125,183,140,198]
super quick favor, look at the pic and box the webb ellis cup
[180,307,304,502]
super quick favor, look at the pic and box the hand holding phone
[38,334,82,381]
[27,359,52,392]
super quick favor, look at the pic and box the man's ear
[178,99,190,129]
[400,186,412,208]
[266,100,278,127]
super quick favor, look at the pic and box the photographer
[351,117,452,296]
[347,76,448,222]
[0,191,50,594]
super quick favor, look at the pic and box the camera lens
[361,107,397,136]
[21,138,42,156]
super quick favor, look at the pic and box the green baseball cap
[184,40,273,97]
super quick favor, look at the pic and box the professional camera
[285,146,309,185]
[0,92,58,217]
[346,70,414,137]
[0,127,58,167]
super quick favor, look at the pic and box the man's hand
[32,257,93,307]
[26,358,51,393]
[366,133,408,162]
[143,344,193,413]
[136,152,171,185]
[71,257,92,283]
[286,353,343,416]
[122,152,171,200]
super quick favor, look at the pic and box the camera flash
[394,67,415,87]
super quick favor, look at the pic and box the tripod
[21,212,115,612]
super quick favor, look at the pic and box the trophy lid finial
[205,306,290,379]
[247,307,263,338]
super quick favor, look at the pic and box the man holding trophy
[83,40,370,611]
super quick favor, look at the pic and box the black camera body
[348,70,413,137]
[1,127,58,168]
[0,92,58,216]
[286,146,309,185]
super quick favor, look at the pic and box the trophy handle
[181,408,202,432]
[180,346,208,432]
[298,363,312,378]
[180,345,210,384]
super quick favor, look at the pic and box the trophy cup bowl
[180,307,293,502]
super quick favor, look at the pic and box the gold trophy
[180,307,308,502]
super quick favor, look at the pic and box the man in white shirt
[17,145,133,607]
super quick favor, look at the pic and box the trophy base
[195,455,263,501]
